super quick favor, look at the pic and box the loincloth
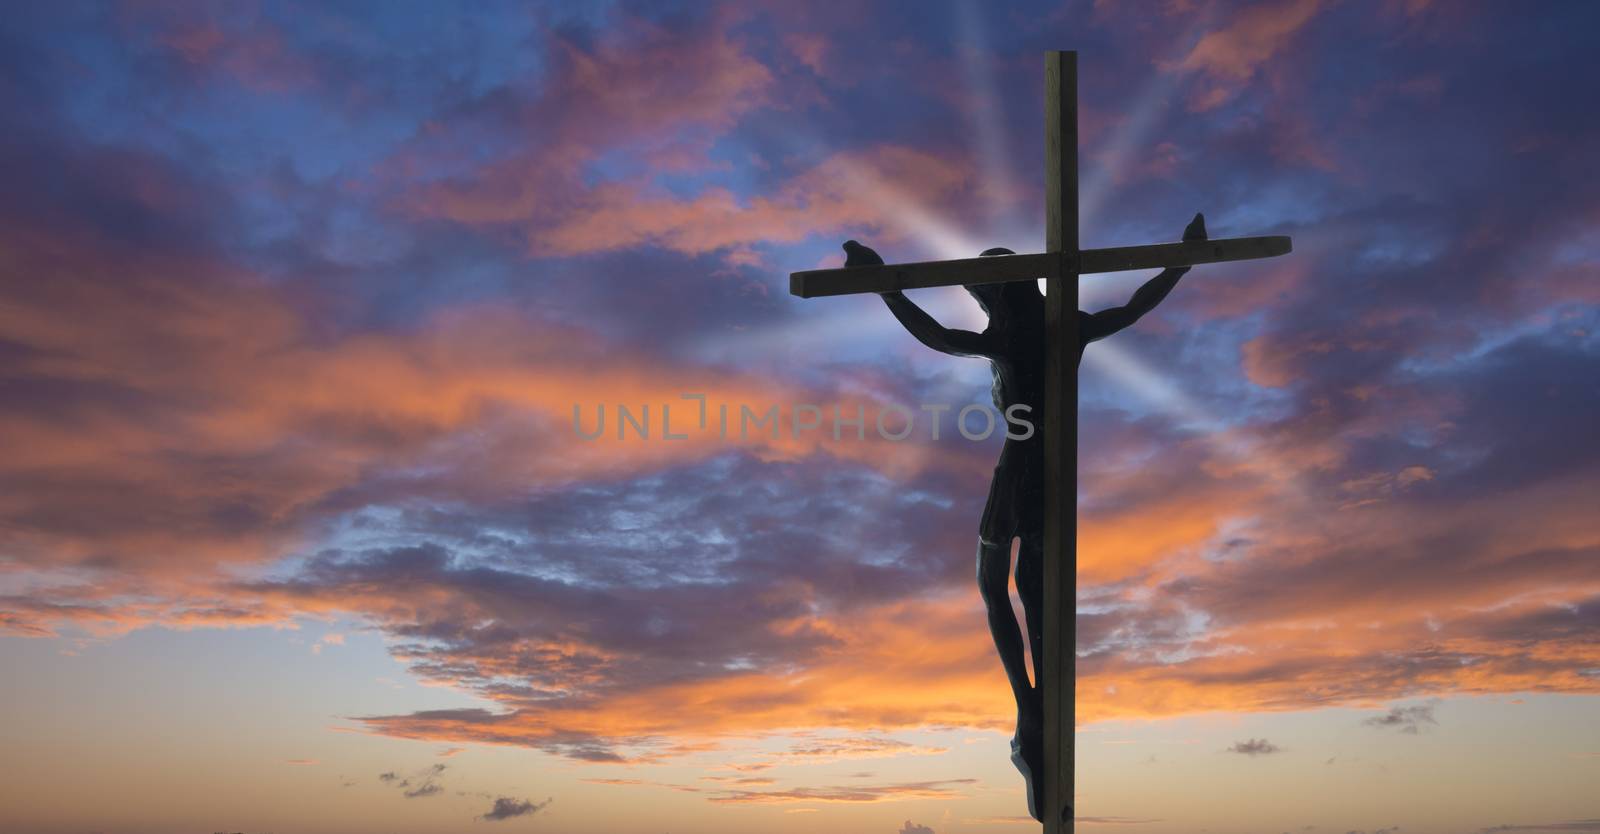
[979,438,1044,543]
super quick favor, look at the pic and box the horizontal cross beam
[1079,235,1291,275]
[788,235,1292,298]
[793,252,1060,298]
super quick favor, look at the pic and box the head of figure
[965,247,1035,316]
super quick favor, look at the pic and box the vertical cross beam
[1042,50,1078,834]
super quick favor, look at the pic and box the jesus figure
[841,212,1208,820]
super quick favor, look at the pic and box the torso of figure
[980,307,1095,435]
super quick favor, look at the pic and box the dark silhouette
[843,212,1207,819]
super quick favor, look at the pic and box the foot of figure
[1010,698,1045,822]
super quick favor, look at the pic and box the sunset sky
[1,1,1598,833]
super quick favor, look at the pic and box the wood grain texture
[789,252,1062,298]
[1042,49,1077,834]
[1079,235,1291,274]
[787,237,1290,299]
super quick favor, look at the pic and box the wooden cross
[788,52,1291,833]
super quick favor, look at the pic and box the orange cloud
[705,778,977,805]
[387,14,973,261]
[394,15,774,230]
[1180,0,1327,82]
[1178,0,1328,111]
[134,7,317,93]
[531,146,971,258]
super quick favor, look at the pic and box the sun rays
[918,23,1313,503]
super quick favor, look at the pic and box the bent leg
[976,537,1032,708]
[1014,534,1046,689]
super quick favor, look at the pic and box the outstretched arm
[1084,213,1206,342]
[881,291,990,357]
[841,239,991,357]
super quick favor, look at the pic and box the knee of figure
[976,564,1001,597]
[974,539,1009,592]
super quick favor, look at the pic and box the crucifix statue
[842,208,1207,819]
[788,52,1291,833]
